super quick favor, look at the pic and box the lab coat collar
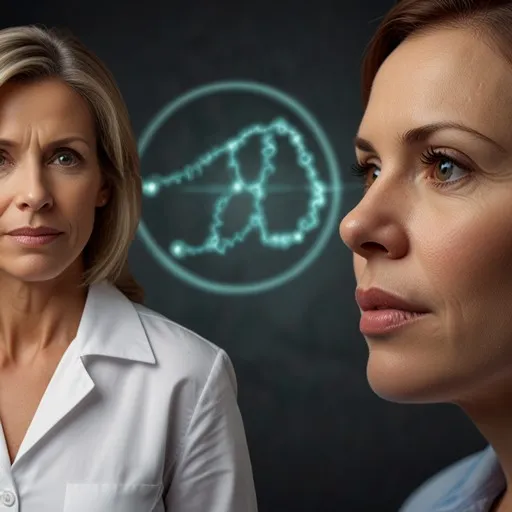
[5,281,155,469]
[433,445,505,511]
[76,280,156,364]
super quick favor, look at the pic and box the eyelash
[351,147,472,191]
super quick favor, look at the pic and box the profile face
[339,27,512,405]
[0,78,107,283]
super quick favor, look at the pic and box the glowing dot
[170,241,185,258]
[143,181,159,197]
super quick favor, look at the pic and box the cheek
[417,199,512,366]
[421,204,512,302]
[58,178,102,228]
[0,197,9,218]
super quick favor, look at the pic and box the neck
[458,374,512,509]
[0,264,87,366]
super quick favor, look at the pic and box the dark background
[2,1,488,510]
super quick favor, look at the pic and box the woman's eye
[52,151,79,167]
[434,158,466,182]
[364,166,381,187]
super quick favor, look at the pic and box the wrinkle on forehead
[0,79,95,146]
[362,27,512,151]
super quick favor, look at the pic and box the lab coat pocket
[63,483,163,512]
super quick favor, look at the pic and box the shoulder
[134,301,220,357]
[399,448,491,511]
[132,301,236,390]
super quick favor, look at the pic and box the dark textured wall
[2,1,487,510]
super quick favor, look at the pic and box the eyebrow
[0,136,91,150]
[353,121,507,154]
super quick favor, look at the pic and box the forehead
[0,78,95,138]
[360,27,512,147]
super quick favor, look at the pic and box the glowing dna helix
[142,117,328,258]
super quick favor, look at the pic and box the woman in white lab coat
[0,25,257,511]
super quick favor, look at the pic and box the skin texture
[0,77,109,360]
[339,27,512,509]
[0,77,109,463]
[0,79,106,286]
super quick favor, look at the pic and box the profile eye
[434,158,464,182]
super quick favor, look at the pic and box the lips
[355,287,430,313]
[7,226,62,236]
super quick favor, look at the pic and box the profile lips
[355,287,430,314]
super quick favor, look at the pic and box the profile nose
[339,187,409,260]
[15,161,54,212]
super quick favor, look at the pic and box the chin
[5,267,68,283]
[365,348,464,405]
[0,255,78,283]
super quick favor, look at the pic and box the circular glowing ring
[137,80,342,294]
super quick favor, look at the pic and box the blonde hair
[0,25,144,303]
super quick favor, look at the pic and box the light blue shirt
[400,446,505,511]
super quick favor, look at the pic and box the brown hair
[361,0,512,106]
[0,25,144,303]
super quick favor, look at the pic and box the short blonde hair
[0,25,144,302]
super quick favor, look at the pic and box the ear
[95,183,110,208]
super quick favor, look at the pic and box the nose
[339,184,409,260]
[15,160,54,212]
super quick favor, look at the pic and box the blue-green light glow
[143,117,327,258]
[137,80,343,295]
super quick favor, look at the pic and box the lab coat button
[0,490,16,506]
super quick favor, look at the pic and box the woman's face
[0,78,107,284]
[339,27,512,405]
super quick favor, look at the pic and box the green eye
[53,150,80,167]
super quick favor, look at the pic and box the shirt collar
[433,445,505,511]
[73,280,156,364]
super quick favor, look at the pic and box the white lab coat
[0,281,258,511]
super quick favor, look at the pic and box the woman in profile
[0,25,257,511]
[340,0,512,510]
